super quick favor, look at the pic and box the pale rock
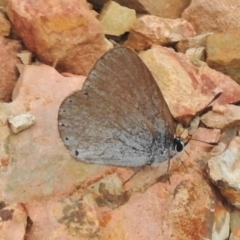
[206,31,240,84]
[0,204,28,240]
[201,104,240,129]
[211,202,230,240]
[0,11,10,36]
[90,0,191,18]
[99,1,136,36]
[230,209,240,232]
[125,15,196,50]
[0,37,22,102]
[188,116,200,135]
[177,32,213,53]
[6,0,110,76]
[208,137,240,209]
[182,0,240,34]
[185,47,206,62]
[8,113,36,134]
[16,50,33,65]
[138,45,240,124]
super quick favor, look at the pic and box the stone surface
[185,47,206,62]
[206,31,240,84]
[101,168,217,240]
[125,0,191,17]
[211,202,230,240]
[208,137,240,209]
[138,45,240,124]
[1,64,107,204]
[182,0,240,34]
[6,0,110,76]
[0,11,11,36]
[201,104,240,129]
[8,113,36,134]
[176,32,213,53]
[0,203,28,240]
[96,0,191,18]
[230,229,240,240]
[0,36,22,102]
[99,1,136,36]
[125,15,196,50]
[191,127,220,144]
[17,50,33,65]
[230,209,240,233]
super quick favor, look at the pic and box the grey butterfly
[58,46,183,167]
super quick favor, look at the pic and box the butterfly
[58,46,184,167]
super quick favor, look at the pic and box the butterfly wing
[58,46,176,167]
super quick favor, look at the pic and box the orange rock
[0,37,22,102]
[6,0,110,75]
[0,12,11,36]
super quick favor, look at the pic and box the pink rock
[138,45,240,124]
[182,0,240,34]
[125,15,196,50]
[2,64,114,204]
[102,168,218,240]
[191,127,221,144]
[0,36,22,102]
[0,203,27,240]
[6,0,110,76]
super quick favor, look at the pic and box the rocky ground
[1,0,240,239]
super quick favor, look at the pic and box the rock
[16,50,33,65]
[125,15,196,50]
[206,31,240,84]
[176,32,213,53]
[6,0,110,76]
[208,137,240,209]
[99,1,136,36]
[182,0,240,34]
[230,228,240,240]
[0,203,28,240]
[102,169,219,240]
[211,202,230,240]
[230,209,240,233]
[8,113,36,134]
[0,37,22,102]
[201,104,240,129]
[185,47,206,61]
[2,64,105,204]
[90,0,191,18]
[191,127,221,144]
[0,11,11,36]
[138,45,240,124]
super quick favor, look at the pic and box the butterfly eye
[174,137,185,152]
